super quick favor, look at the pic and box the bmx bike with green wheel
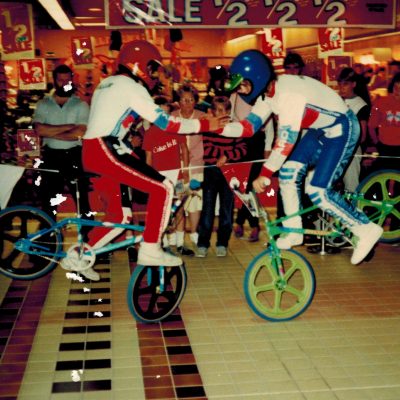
[231,169,399,322]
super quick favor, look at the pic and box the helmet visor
[224,73,243,92]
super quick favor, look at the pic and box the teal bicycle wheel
[244,248,316,322]
[127,263,187,323]
[356,170,400,243]
[0,206,63,280]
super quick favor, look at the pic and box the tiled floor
[1,227,400,400]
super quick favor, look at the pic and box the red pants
[82,138,172,248]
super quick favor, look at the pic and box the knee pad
[279,161,306,187]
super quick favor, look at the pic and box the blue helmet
[228,50,274,104]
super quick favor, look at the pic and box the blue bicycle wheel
[0,206,63,280]
[127,263,187,323]
[356,169,400,243]
[244,248,316,322]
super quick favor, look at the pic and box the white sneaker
[216,246,227,257]
[195,247,208,258]
[137,243,182,266]
[276,233,303,249]
[350,222,383,265]
[61,257,100,281]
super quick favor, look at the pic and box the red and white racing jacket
[221,74,351,178]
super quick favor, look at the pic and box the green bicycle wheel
[356,170,400,243]
[244,248,316,322]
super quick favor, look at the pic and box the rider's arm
[259,92,305,180]
[218,97,273,138]
[129,85,211,134]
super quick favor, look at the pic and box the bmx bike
[0,176,201,324]
[228,168,399,322]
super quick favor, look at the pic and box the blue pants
[278,111,369,229]
[197,166,234,248]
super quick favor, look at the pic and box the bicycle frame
[14,217,144,260]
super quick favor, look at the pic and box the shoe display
[195,247,208,257]
[276,233,304,249]
[350,222,383,265]
[216,246,227,257]
[234,225,244,238]
[61,257,100,281]
[137,243,183,266]
[248,227,260,242]
[177,246,195,256]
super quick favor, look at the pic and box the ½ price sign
[18,59,46,90]
[0,2,35,60]
[106,0,395,28]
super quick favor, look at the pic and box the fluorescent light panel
[38,0,75,30]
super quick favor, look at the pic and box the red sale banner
[18,59,46,90]
[327,55,352,83]
[318,28,344,58]
[261,28,285,60]
[17,129,41,158]
[71,37,94,67]
[106,0,395,29]
[0,2,35,60]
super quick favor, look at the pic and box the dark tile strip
[0,276,51,399]
[52,265,112,395]
[130,262,208,400]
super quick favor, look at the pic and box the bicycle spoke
[284,284,305,300]
[273,290,283,313]
[254,282,276,295]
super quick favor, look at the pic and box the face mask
[55,81,75,97]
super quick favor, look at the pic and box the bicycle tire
[0,206,63,280]
[356,169,400,243]
[244,248,316,322]
[127,263,187,323]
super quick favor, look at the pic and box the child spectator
[196,96,247,257]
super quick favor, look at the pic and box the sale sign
[318,28,344,58]
[106,0,395,29]
[326,55,352,83]
[16,129,41,158]
[0,2,35,60]
[261,28,285,60]
[71,37,94,67]
[18,59,46,90]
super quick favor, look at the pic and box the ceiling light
[88,8,103,12]
[37,0,75,30]
[75,22,106,27]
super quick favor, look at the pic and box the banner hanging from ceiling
[0,2,35,60]
[106,0,396,29]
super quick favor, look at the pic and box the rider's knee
[279,161,306,187]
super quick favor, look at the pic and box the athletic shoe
[137,243,182,266]
[248,227,260,242]
[195,247,208,258]
[234,225,244,238]
[177,246,195,256]
[216,246,227,257]
[61,257,100,281]
[350,222,383,265]
[276,233,304,249]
